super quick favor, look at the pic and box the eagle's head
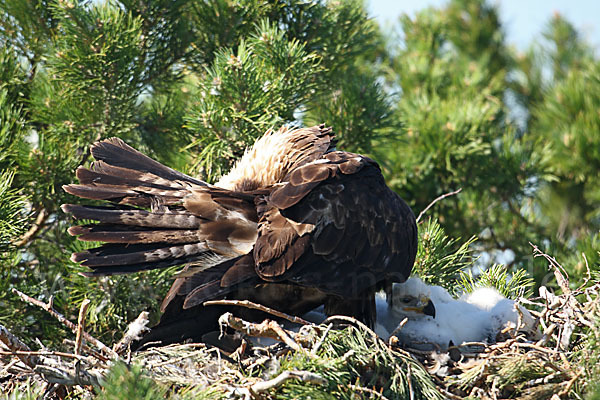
[390,277,436,318]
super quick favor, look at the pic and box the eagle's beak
[423,299,436,318]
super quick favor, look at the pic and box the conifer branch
[13,208,48,248]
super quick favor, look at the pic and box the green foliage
[0,90,26,171]
[304,64,392,154]
[98,363,166,400]
[0,0,58,63]
[457,264,534,299]
[0,0,599,396]
[119,0,193,87]
[184,21,320,179]
[413,219,476,291]
[532,60,600,239]
[267,325,443,400]
[511,15,600,284]
[45,1,145,139]
[1,379,45,400]
[0,171,27,254]
[381,0,552,269]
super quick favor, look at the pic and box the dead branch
[75,299,90,356]
[416,188,462,223]
[63,339,110,362]
[12,289,118,359]
[113,311,150,356]
[218,313,306,354]
[531,243,571,295]
[13,208,48,247]
[204,299,311,325]
[347,384,390,400]
[389,317,409,339]
[311,323,333,355]
[0,350,89,361]
[0,323,39,367]
[576,252,592,292]
[249,370,327,395]
[33,364,102,386]
[322,315,379,340]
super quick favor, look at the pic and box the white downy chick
[379,277,539,349]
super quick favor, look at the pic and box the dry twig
[347,384,390,400]
[12,289,118,359]
[249,370,327,395]
[416,188,462,223]
[0,323,39,367]
[13,208,48,247]
[0,350,89,361]
[75,299,90,356]
[218,312,306,354]
[531,243,571,295]
[33,364,103,386]
[204,299,311,325]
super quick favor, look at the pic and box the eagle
[375,277,538,349]
[62,125,417,347]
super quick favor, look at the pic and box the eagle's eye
[401,297,412,304]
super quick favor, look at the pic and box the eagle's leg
[324,290,376,328]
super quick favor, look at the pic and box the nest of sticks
[1,248,599,399]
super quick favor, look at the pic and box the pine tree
[380,0,550,273]
[1,0,600,397]
[379,0,599,288]
[0,0,388,345]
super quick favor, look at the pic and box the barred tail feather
[63,137,258,293]
[90,137,206,187]
[63,183,185,206]
[67,225,203,244]
[61,204,203,229]
[71,242,209,266]
[79,254,214,276]
[75,167,192,199]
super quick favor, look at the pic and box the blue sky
[368,0,600,51]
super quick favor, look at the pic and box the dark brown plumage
[63,125,417,348]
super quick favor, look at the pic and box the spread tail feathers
[63,138,258,280]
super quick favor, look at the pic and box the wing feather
[253,151,416,297]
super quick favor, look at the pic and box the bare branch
[311,323,333,355]
[12,289,118,359]
[322,315,379,340]
[33,364,102,386]
[416,188,462,223]
[204,299,311,325]
[249,370,327,395]
[530,243,571,295]
[347,384,390,400]
[218,312,306,354]
[13,208,48,247]
[75,299,90,356]
[0,350,88,361]
[0,323,39,367]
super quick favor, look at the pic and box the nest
[1,248,599,399]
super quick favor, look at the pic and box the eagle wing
[252,151,417,298]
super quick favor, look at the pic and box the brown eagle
[63,125,417,347]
